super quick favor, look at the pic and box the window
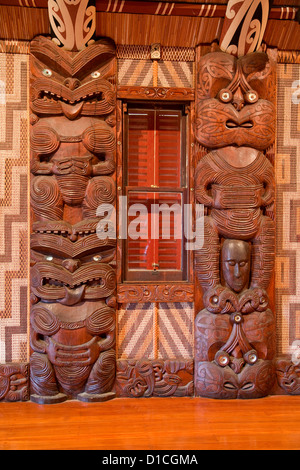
[123,103,188,282]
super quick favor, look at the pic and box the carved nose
[62,259,81,273]
[234,263,241,278]
[63,78,81,91]
[232,87,245,111]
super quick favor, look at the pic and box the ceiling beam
[0,1,297,21]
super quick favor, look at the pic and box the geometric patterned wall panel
[117,302,194,360]
[117,45,194,87]
[117,59,194,87]
[276,63,300,356]
[118,303,156,359]
[157,302,194,359]
[0,51,29,363]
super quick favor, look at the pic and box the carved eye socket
[42,69,52,77]
[91,71,101,79]
[245,90,258,103]
[219,89,232,103]
[227,260,235,266]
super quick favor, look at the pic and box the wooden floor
[1,395,300,450]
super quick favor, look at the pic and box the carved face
[221,239,250,293]
[195,51,276,150]
[30,240,116,305]
[30,36,116,120]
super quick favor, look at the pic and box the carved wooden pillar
[29,1,117,403]
[194,42,277,398]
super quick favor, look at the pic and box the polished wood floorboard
[1,396,300,450]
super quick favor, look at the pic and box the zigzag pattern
[276,63,300,355]
[0,52,29,363]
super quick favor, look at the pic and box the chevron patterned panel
[276,63,300,356]
[117,59,153,86]
[157,61,194,88]
[118,303,155,359]
[157,302,194,359]
[117,45,195,87]
[117,302,194,360]
[0,51,29,363]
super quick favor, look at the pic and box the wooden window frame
[122,102,188,283]
[116,94,195,304]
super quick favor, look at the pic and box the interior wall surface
[276,62,300,356]
[0,45,29,365]
[0,39,299,397]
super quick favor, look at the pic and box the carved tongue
[58,284,85,306]
[60,101,84,120]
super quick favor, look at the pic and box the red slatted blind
[125,106,186,281]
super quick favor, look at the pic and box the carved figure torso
[195,147,274,238]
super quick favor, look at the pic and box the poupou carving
[29,35,117,403]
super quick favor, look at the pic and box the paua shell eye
[245,90,258,103]
[42,69,52,77]
[219,89,232,103]
[91,71,101,78]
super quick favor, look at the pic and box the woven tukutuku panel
[0,50,29,363]
[276,62,300,355]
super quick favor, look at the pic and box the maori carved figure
[275,357,300,395]
[29,35,117,403]
[194,47,276,399]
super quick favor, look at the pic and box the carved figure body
[194,48,276,399]
[195,239,275,399]
[195,146,275,297]
[30,301,115,401]
[29,36,117,403]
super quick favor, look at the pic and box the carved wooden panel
[117,86,194,101]
[0,363,29,402]
[117,284,194,303]
[29,35,117,403]
[116,359,193,398]
[194,46,276,399]
[275,357,300,395]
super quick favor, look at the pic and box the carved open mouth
[39,90,103,105]
[42,278,104,289]
[226,120,253,129]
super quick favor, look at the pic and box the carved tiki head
[195,49,276,150]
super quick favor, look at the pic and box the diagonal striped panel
[157,61,194,88]
[117,59,153,86]
[117,303,154,359]
[0,51,29,364]
[158,302,194,359]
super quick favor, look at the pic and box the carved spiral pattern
[85,304,115,336]
[55,173,89,205]
[31,125,60,155]
[31,175,63,220]
[31,305,60,336]
[54,365,90,396]
[85,349,116,395]
[82,122,116,155]
[30,352,59,396]
[83,176,116,218]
